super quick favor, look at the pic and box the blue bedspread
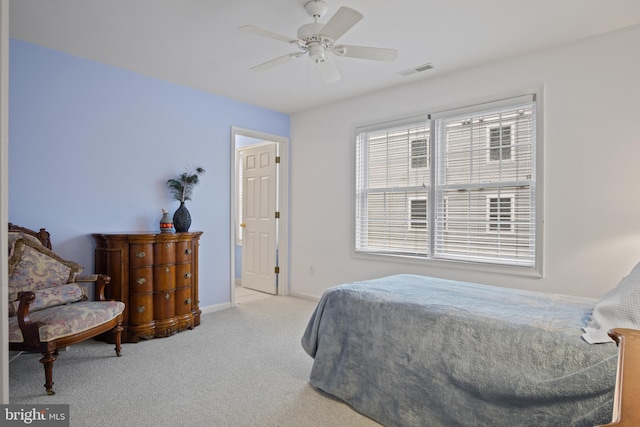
[301,274,618,426]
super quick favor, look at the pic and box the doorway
[230,127,289,307]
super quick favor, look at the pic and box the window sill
[352,251,543,278]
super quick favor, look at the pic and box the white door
[241,143,278,294]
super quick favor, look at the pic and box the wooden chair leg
[39,350,57,395]
[114,324,123,357]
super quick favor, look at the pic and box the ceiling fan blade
[250,52,305,72]
[315,56,341,83]
[240,25,302,45]
[320,7,363,42]
[333,45,398,62]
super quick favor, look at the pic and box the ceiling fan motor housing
[305,1,329,19]
[297,22,325,43]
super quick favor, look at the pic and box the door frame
[1,0,9,403]
[230,127,289,307]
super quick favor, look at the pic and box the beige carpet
[9,295,380,427]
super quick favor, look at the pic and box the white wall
[289,24,640,300]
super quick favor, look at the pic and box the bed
[301,272,640,426]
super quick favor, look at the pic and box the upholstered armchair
[7,224,125,395]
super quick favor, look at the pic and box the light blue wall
[8,39,290,308]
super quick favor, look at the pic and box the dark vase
[173,202,191,232]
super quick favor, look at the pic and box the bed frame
[598,328,640,426]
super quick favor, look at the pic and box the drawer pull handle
[136,252,146,258]
[165,244,170,249]
[185,272,192,278]
[136,278,146,285]
[137,306,145,313]
[165,267,170,273]
[185,298,192,304]
[185,249,192,255]
[165,293,170,300]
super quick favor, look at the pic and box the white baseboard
[200,302,232,315]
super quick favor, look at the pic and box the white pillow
[582,261,640,344]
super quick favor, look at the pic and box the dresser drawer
[175,264,192,288]
[176,241,193,263]
[129,244,153,267]
[153,290,175,319]
[130,268,153,293]
[175,287,192,315]
[129,294,153,324]
[153,265,176,290]
[154,241,176,264]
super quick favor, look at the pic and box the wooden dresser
[92,231,203,343]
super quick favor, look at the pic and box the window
[410,199,427,229]
[489,125,512,161]
[355,119,430,256]
[487,195,513,232]
[355,95,538,269]
[411,138,429,168]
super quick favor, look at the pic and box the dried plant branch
[167,166,205,202]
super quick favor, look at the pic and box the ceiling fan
[240,0,398,83]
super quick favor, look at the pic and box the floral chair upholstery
[7,224,125,395]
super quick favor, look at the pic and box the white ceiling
[9,0,640,114]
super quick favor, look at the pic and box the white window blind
[355,95,537,269]
[355,118,431,256]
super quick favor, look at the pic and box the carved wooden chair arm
[75,274,99,282]
[74,274,112,301]
[597,328,640,426]
[15,291,44,347]
[90,274,111,301]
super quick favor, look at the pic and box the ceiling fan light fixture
[308,44,325,61]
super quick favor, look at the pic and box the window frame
[353,92,543,277]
